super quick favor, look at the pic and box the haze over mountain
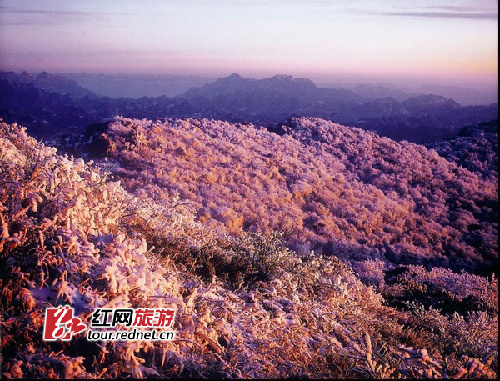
[318,81,498,106]
[62,73,213,98]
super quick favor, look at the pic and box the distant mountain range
[0,71,93,98]
[323,81,497,106]
[0,71,497,143]
[179,73,497,141]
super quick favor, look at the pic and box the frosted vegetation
[100,117,497,274]
[426,120,498,182]
[0,119,497,378]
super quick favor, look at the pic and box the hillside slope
[1,120,497,378]
[425,120,498,181]
[89,117,498,274]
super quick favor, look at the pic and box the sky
[0,0,498,91]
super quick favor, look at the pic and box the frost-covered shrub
[220,230,301,286]
[351,259,387,289]
[391,265,498,314]
[403,302,498,375]
[0,122,185,377]
[152,229,300,289]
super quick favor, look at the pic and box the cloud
[347,2,499,20]
[2,8,94,16]
[0,7,131,18]
[379,11,498,20]
[426,5,494,13]
[0,6,132,26]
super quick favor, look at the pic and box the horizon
[3,69,498,105]
[0,0,498,95]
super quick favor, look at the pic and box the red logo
[43,306,87,341]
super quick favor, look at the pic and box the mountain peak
[403,94,461,108]
[271,74,293,81]
[213,73,245,85]
[36,71,52,80]
[263,74,317,91]
[206,73,246,90]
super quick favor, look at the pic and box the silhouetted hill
[0,73,189,139]
[401,94,461,112]
[34,71,94,98]
[1,71,94,98]
[0,74,96,138]
[184,73,318,97]
[181,73,365,124]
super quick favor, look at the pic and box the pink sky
[0,0,497,92]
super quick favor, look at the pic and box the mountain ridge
[1,71,498,144]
